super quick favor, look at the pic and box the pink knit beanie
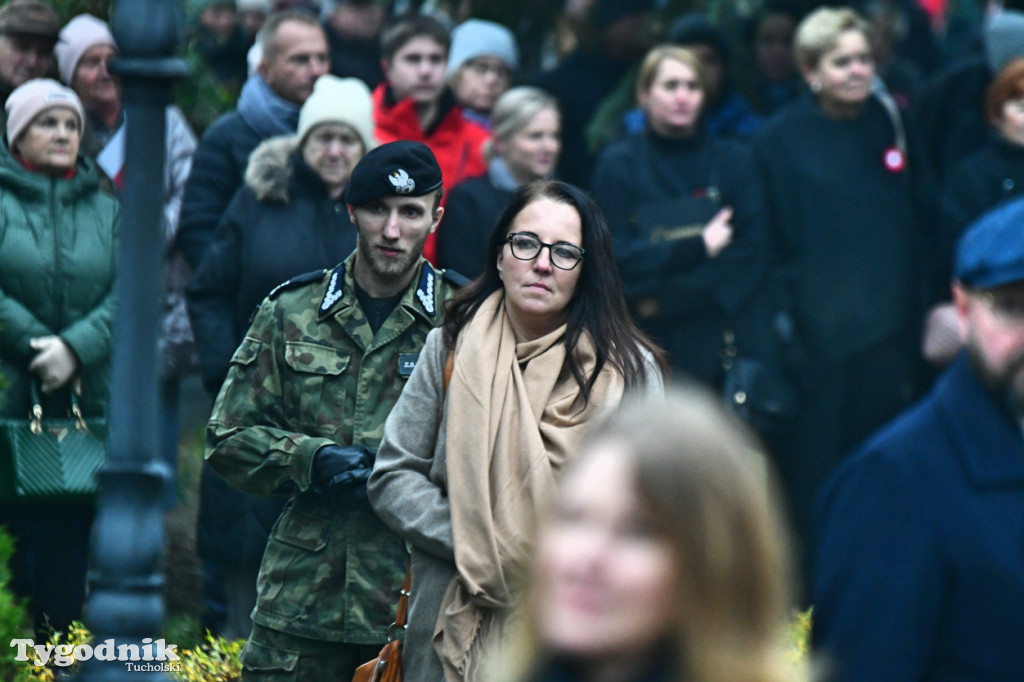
[54,14,117,85]
[6,78,85,145]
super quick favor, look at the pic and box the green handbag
[0,382,108,503]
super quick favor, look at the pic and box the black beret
[345,140,443,206]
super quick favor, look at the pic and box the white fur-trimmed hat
[6,78,84,144]
[297,74,376,149]
[54,14,117,85]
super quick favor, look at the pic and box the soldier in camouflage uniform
[205,141,463,680]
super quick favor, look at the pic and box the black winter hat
[345,140,443,206]
[668,12,730,62]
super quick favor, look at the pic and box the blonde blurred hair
[483,86,560,161]
[794,7,872,71]
[636,44,707,100]
[498,384,806,682]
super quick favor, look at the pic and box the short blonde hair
[794,7,871,71]
[484,86,559,161]
[636,44,706,100]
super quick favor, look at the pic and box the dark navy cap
[955,197,1024,288]
[345,140,443,206]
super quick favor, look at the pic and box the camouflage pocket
[230,337,262,368]
[271,504,331,552]
[283,342,350,435]
[239,638,299,677]
[258,505,332,605]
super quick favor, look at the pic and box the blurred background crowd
[1,0,1023,670]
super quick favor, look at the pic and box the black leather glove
[311,444,375,499]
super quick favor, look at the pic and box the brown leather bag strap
[394,568,411,628]
[443,348,454,393]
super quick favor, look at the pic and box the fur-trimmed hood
[244,134,299,203]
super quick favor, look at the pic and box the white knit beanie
[446,19,518,79]
[6,78,84,145]
[297,75,376,149]
[54,14,118,85]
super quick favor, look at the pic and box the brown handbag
[351,568,410,682]
[352,349,455,682]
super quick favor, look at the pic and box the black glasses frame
[506,232,585,271]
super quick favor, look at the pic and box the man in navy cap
[205,140,465,680]
[812,196,1024,682]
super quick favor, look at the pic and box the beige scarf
[434,290,625,681]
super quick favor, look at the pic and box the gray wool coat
[368,327,663,682]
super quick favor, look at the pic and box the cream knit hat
[6,78,84,145]
[54,14,118,85]
[297,75,376,149]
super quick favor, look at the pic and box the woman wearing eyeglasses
[368,180,665,682]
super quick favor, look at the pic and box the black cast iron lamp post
[76,1,188,679]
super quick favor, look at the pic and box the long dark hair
[442,180,666,401]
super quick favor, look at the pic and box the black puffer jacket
[186,136,357,396]
[190,136,356,569]
[177,110,265,269]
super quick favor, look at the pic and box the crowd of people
[0,0,1022,680]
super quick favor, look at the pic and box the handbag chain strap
[720,329,737,371]
[28,380,89,435]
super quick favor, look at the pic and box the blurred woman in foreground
[501,386,804,682]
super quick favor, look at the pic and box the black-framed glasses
[506,232,585,270]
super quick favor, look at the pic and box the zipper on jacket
[51,176,64,330]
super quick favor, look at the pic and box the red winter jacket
[373,84,489,263]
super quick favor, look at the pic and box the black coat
[754,96,932,574]
[937,136,1024,284]
[324,19,383,89]
[436,173,514,280]
[177,110,265,268]
[592,128,770,385]
[914,56,992,183]
[189,138,356,568]
[186,138,357,395]
[755,96,932,366]
[536,48,632,187]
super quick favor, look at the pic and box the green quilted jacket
[0,140,119,419]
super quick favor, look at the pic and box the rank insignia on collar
[416,267,436,316]
[319,264,346,314]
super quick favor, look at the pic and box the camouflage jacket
[205,250,458,644]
